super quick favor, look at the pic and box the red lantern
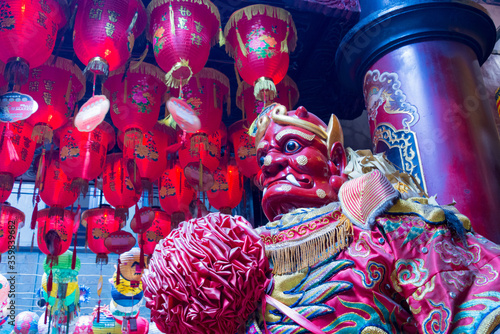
[224,5,297,101]
[102,153,142,223]
[0,203,24,262]
[166,68,230,134]
[21,56,86,144]
[147,0,222,87]
[178,125,222,191]
[103,62,168,147]
[140,207,171,256]
[228,120,260,179]
[82,206,122,263]
[0,0,68,86]
[0,121,36,202]
[118,123,176,205]
[37,151,78,208]
[236,75,299,123]
[36,208,76,262]
[207,159,244,214]
[73,0,147,77]
[159,164,195,228]
[57,119,116,196]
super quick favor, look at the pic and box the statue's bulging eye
[259,156,265,167]
[284,140,301,154]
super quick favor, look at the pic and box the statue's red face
[257,107,345,221]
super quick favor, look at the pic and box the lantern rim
[81,207,116,227]
[223,5,298,58]
[146,0,222,46]
[0,203,25,228]
[41,56,87,101]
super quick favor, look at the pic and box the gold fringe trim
[254,77,276,101]
[266,215,353,275]
[165,59,192,88]
[169,3,175,36]
[236,75,298,109]
[281,75,299,106]
[280,19,290,53]
[224,5,298,58]
[164,67,230,99]
[31,125,54,145]
[236,28,248,57]
[147,0,222,46]
[130,46,149,70]
[42,56,86,101]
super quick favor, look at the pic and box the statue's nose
[262,151,288,178]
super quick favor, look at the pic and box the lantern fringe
[218,26,225,46]
[32,125,54,145]
[165,59,192,88]
[169,3,175,36]
[236,75,299,110]
[102,62,166,97]
[164,67,230,100]
[235,28,247,57]
[42,55,86,101]
[266,214,353,275]
[281,21,290,53]
[147,0,222,46]
[224,4,297,58]
[254,77,277,101]
[130,45,150,70]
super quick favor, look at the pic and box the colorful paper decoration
[81,206,123,264]
[224,5,297,101]
[13,311,39,334]
[103,153,142,223]
[57,119,116,196]
[103,61,168,148]
[74,315,93,334]
[91,305,121,334]
[74,95,111,132]
[166,68,230,134]
[0,120,36,202]
[21,56,86,144]
[236,75,299,123]
[228,119,260,179]
[159,163,195,228]
[0,0,68,86]
[0,203,24,262]
[207,159,244,214]
[73,0,147,78]
[118,123,176,205]
[147,0,222,87]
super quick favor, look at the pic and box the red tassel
[139,237,145,270]
[44,304,48,324]
[17,178,22,202]
[135,202,139,218]
[93,179,97,198]
[97,300,101,323]
[16,232,20,252]
[30,231,35,252]
[116,258,121,285]
[31,195,40,230]
[71,232,77,270]
[5,129,19,161]
[47,269,53,295]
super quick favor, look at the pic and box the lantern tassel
[16,232,20,252]
[234,63,242,87]
[97,300,101,323]
[5,128,19,162]
[218,26,225,46]
[169,3,175,36]
[17,178,22,202]
[71,232,77,270]
[31,195,40,230]
[139,236,145,269]
[30,231,35,252]
[36,149,46,191]
[281,24,290,53]
[44,304,48,324]
[116,258,121,285]
[236,28,248,57]
[254,77,277,101]
[65,76,73,103]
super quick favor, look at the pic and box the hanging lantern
[103,153,142,223]
[21,56,86,144]
[147,0,222,88]
[178,122,225,191]
[118,123,176,205]
[36,208,77,264]
[0,120,36,202]
[0,0,69,86]
[73,0,147,79]
[81,206,122,264]
[140,207,171,256]
[224,5,297,102]
[103,62,168,148]
[159,164,195,228]
[236,75,299,123]
[57,119,116,196]
[0,203,24,262]
[228,120,260,179]
[207,158,244,214]
[166,68,230,134]
[37,151,78,209]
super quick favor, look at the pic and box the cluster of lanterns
[0,0,300,327]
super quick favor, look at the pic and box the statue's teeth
[286,174,301,187]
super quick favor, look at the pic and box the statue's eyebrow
[275,129,316,143]
[257,141,267,150]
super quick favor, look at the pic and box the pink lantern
[166,68,230,134]
[73,0,147,77]
[57,119,116,196]
[147,0,222,87]
[103,62,168,147]
[236,75,299,123]
[228,120,260,179]
[224,5,297,101]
